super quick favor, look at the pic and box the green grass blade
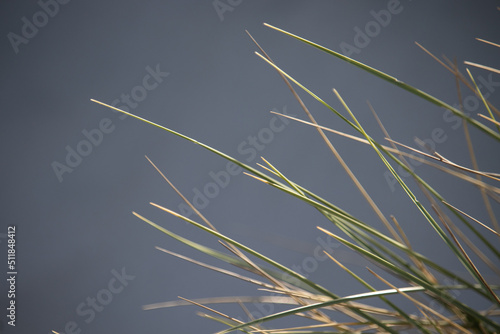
[135,208,336,297]
[259,157,305,196]
[216,285,441,334]
[91,98,473,298]
[324,252,432,334]
[334,89,498,301]
[92,98,498,276]
[90,99,289,190]
[318,227,500,331]
[197,313,254,334]
[133,211,328,293]
[252,55,500,264]
[271,112,500,259]
[262,23,500,142]
[466,68,500,133]
[253,172,482,291]
[139,206,400,333]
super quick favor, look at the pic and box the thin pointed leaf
[262,24,500,141]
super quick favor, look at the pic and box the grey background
[1,0,499,333]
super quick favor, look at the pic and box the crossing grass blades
[92,23,500,333]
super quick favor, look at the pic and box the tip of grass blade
[243,172,270,184]
[150,202,184,219]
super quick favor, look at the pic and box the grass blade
[262,23,500,142]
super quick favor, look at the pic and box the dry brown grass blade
[450,60,500,235]
[146,156,327,321]
[238,301,272,334]
[368,101,439,284]
[270,110,500,181]
[476,38,500,48]
[147,156,283,289]
[443,54,500,118]
[442,201,500,238]
[322,250,419,321]
[143,296,299,311]
[463,129,500,234]
[424,60,500,275]
[148,157,285,284]
[255,287,323,302]
[416,306,444,334]
[367,268,474,334]
[247,30,401,258]
[426,208,500,277]
[145,155,218,231]
[216,240,292,297]
[257,286,397,322]
[390,215,437,284]
[383,138,500,182]
[415,42,454,72]
[216,228,330,322]
[388,216,411,252]
[178,296,269,333]
[464,61,500,75]
[431,205,500,305]
[397,157,500,282]
[229,238,329,322]
[148,157,295,288]
[487,190,500,205]
[248,322,363,333]
[141,164,302,325]
[478,113,500,126]
[154,246,277,290]
[255,287,363,323]
[366,102,410,244]
[415,42,500,117]
[238,300,256,322]
[214,241,332,324]
[270,111,500,194]
[257,320,423,334]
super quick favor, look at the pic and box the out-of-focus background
[1,1,499,333]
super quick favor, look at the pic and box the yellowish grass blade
[367,268,473,334]
[464,61,500,75]
[432,205,500,305]
[476,38,500,48]
[442,201,500,237]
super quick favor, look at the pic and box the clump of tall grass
[93,23,500,333]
